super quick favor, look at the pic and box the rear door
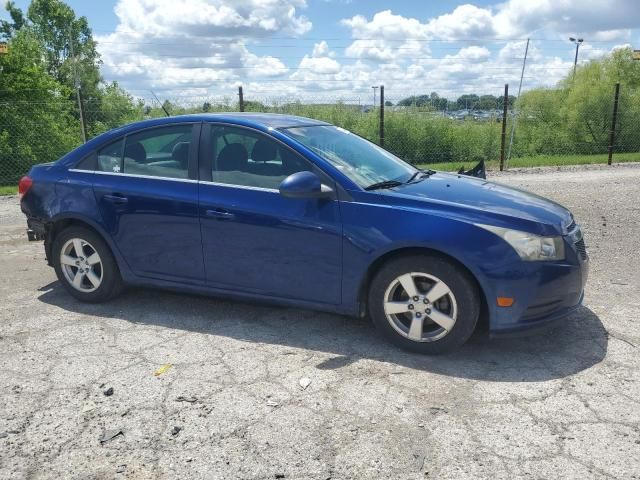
[92,123,205,282]
[197,123,342,303]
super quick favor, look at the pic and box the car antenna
[150,90,171,117]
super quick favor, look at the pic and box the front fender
[340,199,523,323]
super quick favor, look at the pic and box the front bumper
[490,290,584,338]
[488,235,589,337]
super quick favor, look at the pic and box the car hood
[376,172,573,236]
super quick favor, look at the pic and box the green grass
[418,152,640,172]
[0,185,17,196]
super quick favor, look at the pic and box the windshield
[281,125,416,188]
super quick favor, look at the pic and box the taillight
[18,176,33,198]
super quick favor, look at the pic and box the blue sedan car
[19,114,588,353]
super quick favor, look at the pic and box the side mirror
[279,171,334,199]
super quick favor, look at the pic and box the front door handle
[205,209,235,220]
[103,194,128,205]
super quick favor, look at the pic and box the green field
[420,152,640,172]
[0,185,17,196]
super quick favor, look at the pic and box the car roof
[119,113,331,132]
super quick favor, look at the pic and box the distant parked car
[19,114,588,353]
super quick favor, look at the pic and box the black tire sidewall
[368,255,480,354]
[52,226,122,303]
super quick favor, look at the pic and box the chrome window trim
[198,180,279,193]
[68,169,198,183]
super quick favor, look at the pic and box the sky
[3,0,639,103]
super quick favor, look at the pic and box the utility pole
[69,35,87,143]
[506,38,529,167]
[371,86,378,108]
[570,37,584,80]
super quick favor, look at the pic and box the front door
[93,123,205,282]
[198,124,342,304]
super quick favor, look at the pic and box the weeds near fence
[1,82,639,185]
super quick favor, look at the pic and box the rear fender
[47,213,135,282]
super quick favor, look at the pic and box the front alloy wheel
[384,272,457,342]
[369,254,480,354]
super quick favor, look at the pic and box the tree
[456,94,479,110]
[560,47,640,154]
[476,95,498,110]
[397,95,430,107]
[2,0,101,91]
[0,1,26,39]
[497,94,516,109]
[0,28,78,183]
[89,82,144,136]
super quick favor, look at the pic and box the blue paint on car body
[20,113,588,338]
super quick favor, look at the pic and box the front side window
[97,125,193,179]
[210,125,310,189]
[281,125,415,189]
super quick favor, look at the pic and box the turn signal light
[497,297,514,307]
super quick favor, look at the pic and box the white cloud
[493,0,638,39]
[95,0,640,100]
[97,0,308,94]
[113,0,311,37]
[341,10,429,61]
[425,5,495,39]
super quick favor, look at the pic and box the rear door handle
[205,209,235,220]
[103,194,128,204]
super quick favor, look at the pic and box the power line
[90,29,627,44]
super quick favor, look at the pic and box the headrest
[124,142,146,163]
[251,139,277,163]
[172,142,190,169]
[217,143,248,171]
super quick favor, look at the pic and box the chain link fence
[1,83,639,186]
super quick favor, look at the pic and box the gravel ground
[1,164,639,479]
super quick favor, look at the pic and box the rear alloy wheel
[369,255,480,354]
[60,238,104,293]
[52,226,123,303]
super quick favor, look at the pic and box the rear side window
[96,125,193,179]
[97,140,124,173]
[123,125,193,179]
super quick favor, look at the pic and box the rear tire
[368,254,480,354]
[52,226,123,303]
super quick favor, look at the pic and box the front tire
[52,226,123,303]
[368,254,480,354]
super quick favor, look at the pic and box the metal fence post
[379,85,384,147]
[238,86,244,112]
[499,84,509,171]
[607,82,620,166]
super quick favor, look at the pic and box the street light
[569,37,584,80]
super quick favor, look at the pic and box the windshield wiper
[406,169,436,184]
[364,179,404,191]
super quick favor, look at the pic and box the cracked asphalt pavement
[1,164,639,479]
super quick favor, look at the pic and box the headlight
[476,224,565,261]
